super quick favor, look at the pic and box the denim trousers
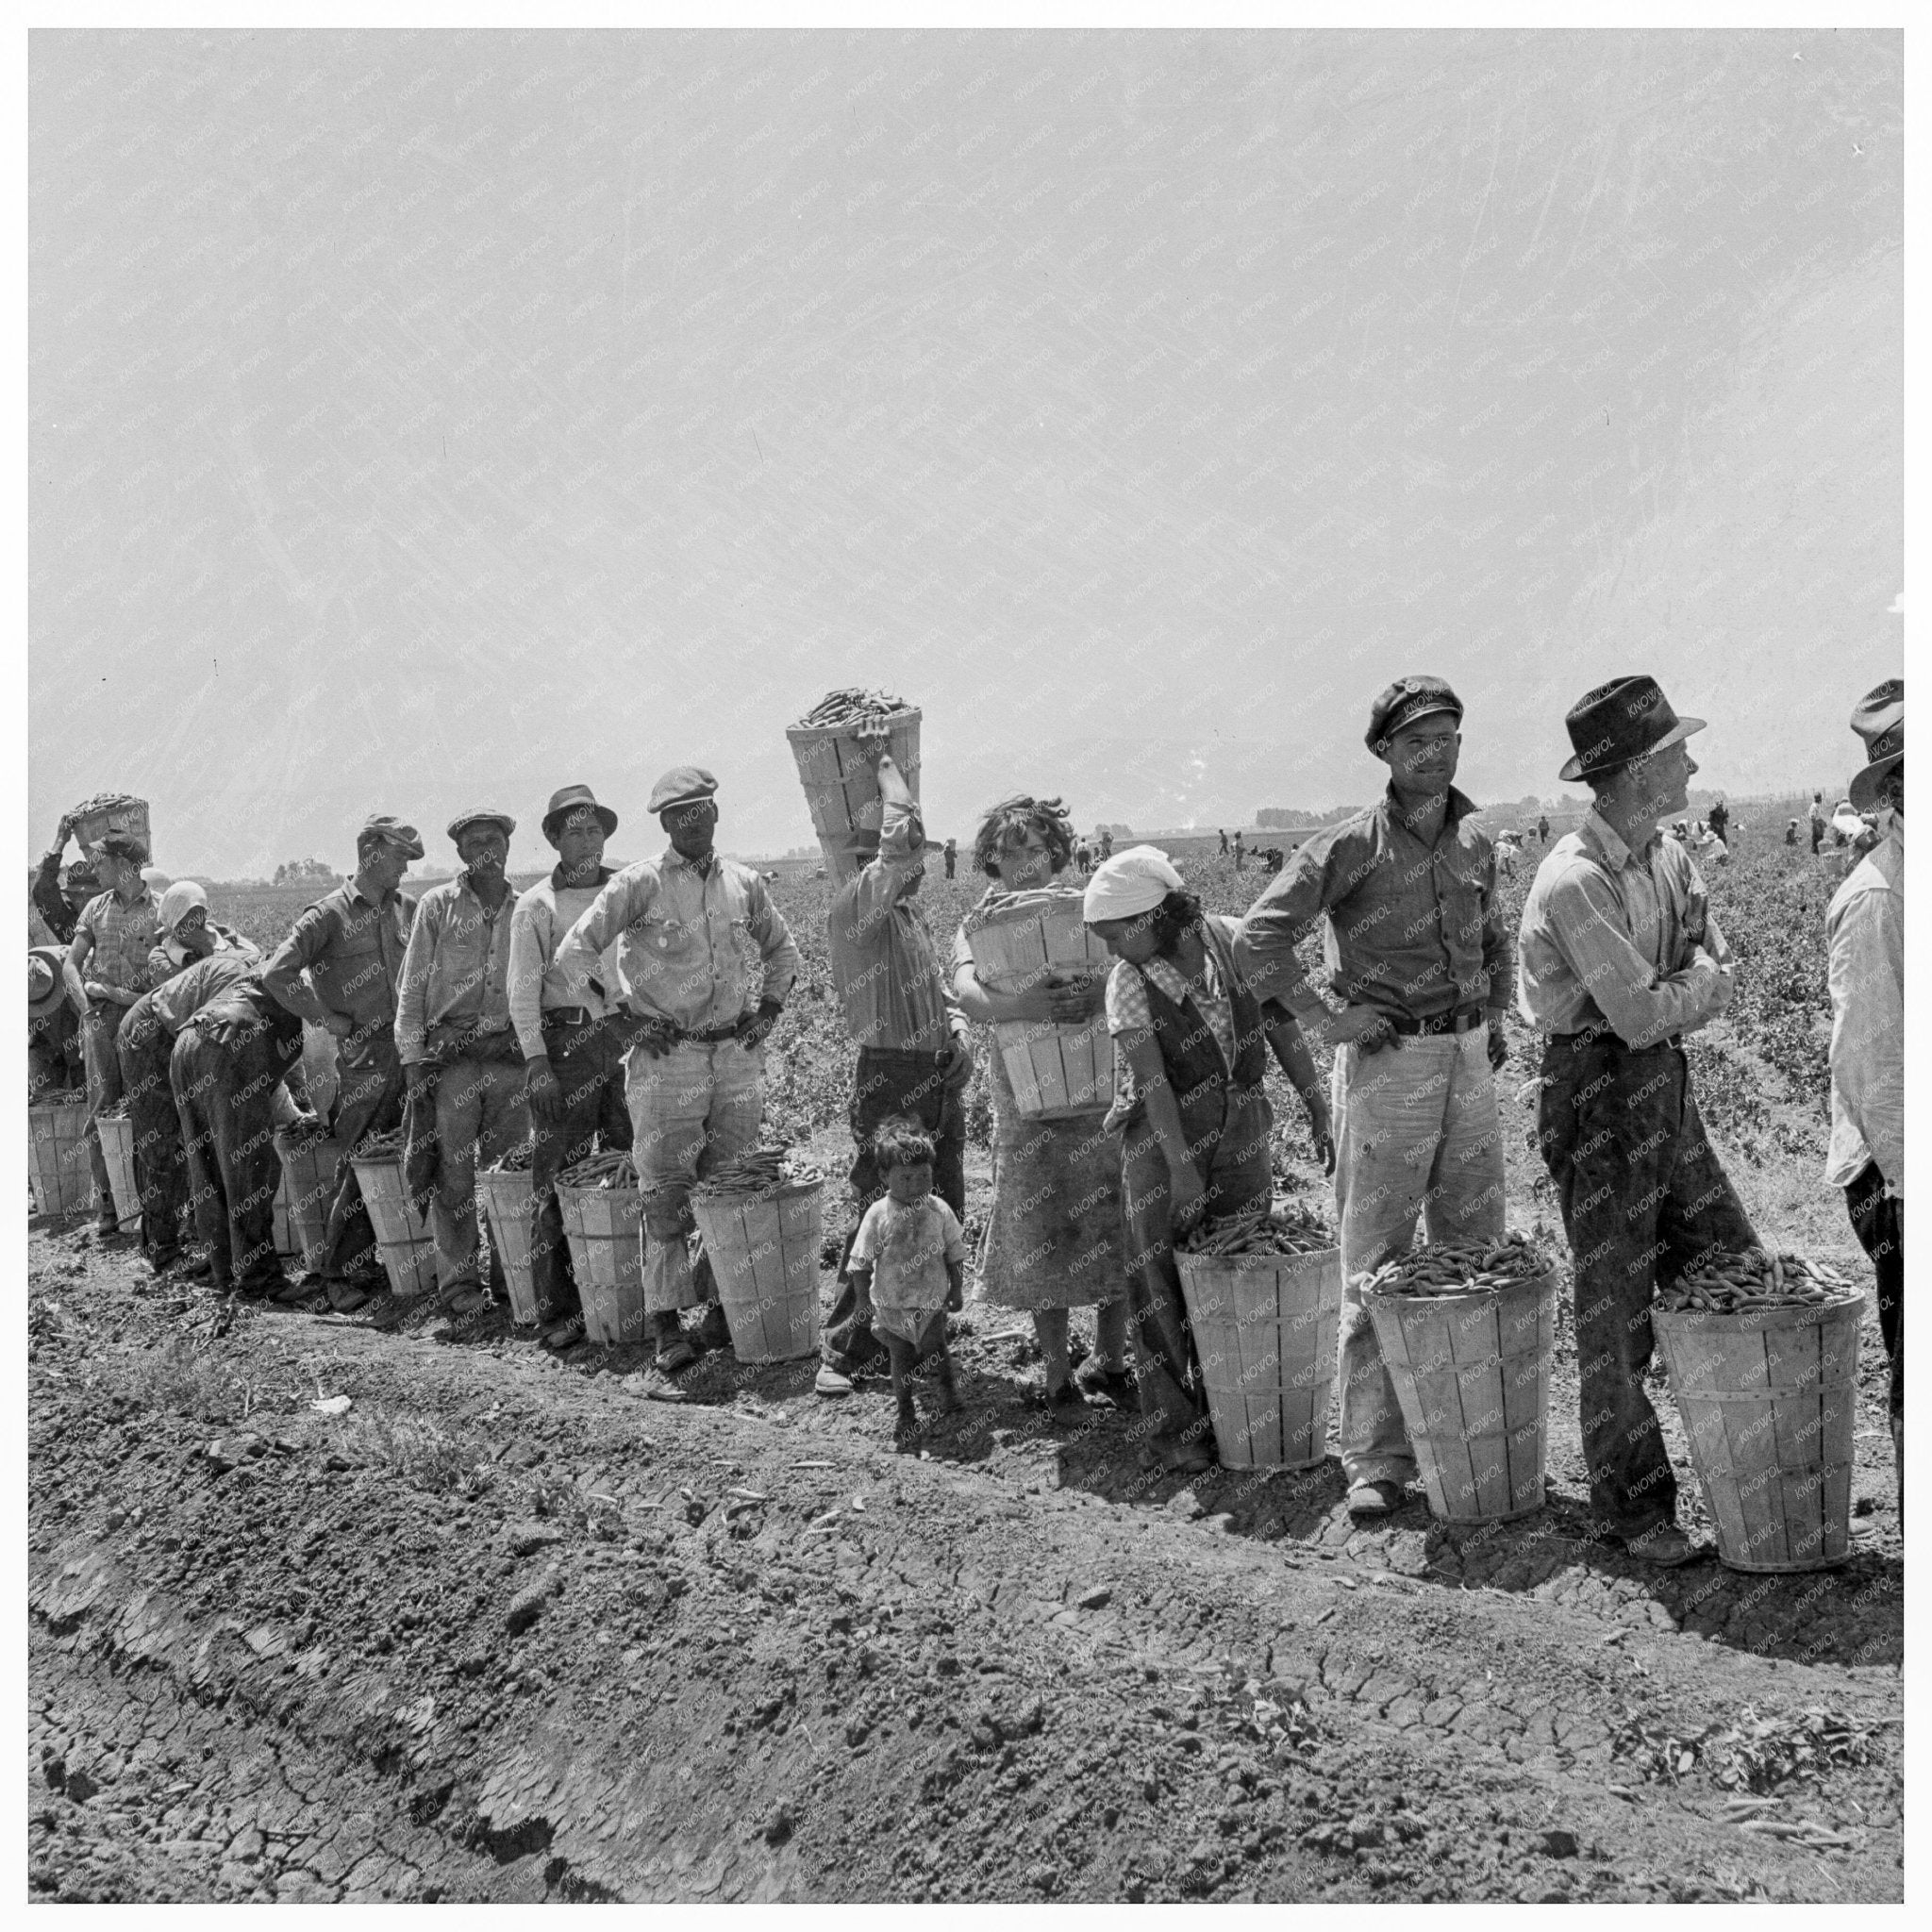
[172,1025,289,1293]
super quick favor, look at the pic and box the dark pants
[321,1034,407,1282]
[1537,1031,1757,1537]
[172,1024,290,1294]
[1845,1161,1903,1509]
[1120,1084,1274,1448]
[117,996,189,1263]
[529,1022,633,1321]
[823,1047,967,1369]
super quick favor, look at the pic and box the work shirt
[32,852,79,946]
[146,926,256,984]
[150,949,266,1037]
[1515,808,1732,1049]
[1825,830,1903,1194]
[394,872,517,1064]
[75,886,162,997]
[261,879,415,1044]
[1235,785,1513,1025]
[506,864,623,1061]
[827,795,965,1055]
[553,848,800,1035]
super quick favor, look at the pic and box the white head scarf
[1082,845,1184,923]
[156,879,208,938]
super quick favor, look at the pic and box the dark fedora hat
[1847,677,1903,811]
[1558,675,1706,783]
[541,783,619,846]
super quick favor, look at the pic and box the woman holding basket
[951,795,1134,1415]
[1085,845,1333,1474]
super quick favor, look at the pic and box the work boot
[1345,1479,1406,1518]
[693,1300,734,1354]
[815,1362,854,1398]
[1624,1522,1700,1568]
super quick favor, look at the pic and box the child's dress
[851,1192,966,1356]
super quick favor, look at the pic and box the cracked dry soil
[28,1218,1903,1905]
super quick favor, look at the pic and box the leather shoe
[1624,1522,1700,1568]
[1345,1479,1406,1517]
[814,1363,854,1397]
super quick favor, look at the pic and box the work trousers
[79,999,126,1226]
[529,1024,634,1321]
[172,1025,289,1294]
[1332,1028,1506,1488]
[1120,1085,1274,1450]
[117,998,189,1263]
[625,1039,764,1317]
[823,1046,967,1369]
[429,1054,530,1294]
[1536,1030,1757,1537]
[1844,1161,1903,1512]
[320,1034,407,1282]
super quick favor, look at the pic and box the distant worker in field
[1231,829,1244,872]
[508,785,633,1354]
[942,837,958,879]
[261,815,423,1314]
[31,811,98,946]
[1098,828,1113,860]
[1825,679,1903,1512]
[1537,812,1550,845]
[395,810,530,1320]
[554,767,801,1383]
[816,730,974,1400]
[1707,794,1729,848]
[1811,791,1827,854]
[1218,827,1228,855]
[1074,834,1093,872]
[1239,675,1513,1520]
[61,832,162,1238]
[1518,676,1758,1568]
[1787,818,1800,846]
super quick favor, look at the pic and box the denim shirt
[393,873,517,1064]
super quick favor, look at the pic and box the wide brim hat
[29,946,67,1019]
[541,784,619,845]
[1558,675,1706,782]
[1847,677,1903,811]
[446,808,517,843]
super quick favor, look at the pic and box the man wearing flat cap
[555,766,801,1378]
[394,809,531,1318]
[1519,675,1760,1567]
[1825,678,1904,1511]
[62,831,163,1237]
[262,814,424,1312]
[508,785,634,1350]
[1238,675,1514,1518]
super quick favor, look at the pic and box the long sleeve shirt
[506,864,624,1061]
[31,851,77,946]
[1515,808,1730,1049]
[1234,785,1514,1024]
[393,873,517,1065]
[1825,830,1903,1193]
[261,879,415,1050]
[149,948,265,1035]
[552,848,800,1035]
[826,794,965,1054]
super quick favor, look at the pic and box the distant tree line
[272,858,341,886]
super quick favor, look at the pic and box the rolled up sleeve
[506,893,551,1062]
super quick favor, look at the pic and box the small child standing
[847,1120,969,1446]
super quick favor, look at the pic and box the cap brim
[1849,752,1903,811]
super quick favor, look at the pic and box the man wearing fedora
[395,809,531,1318]
[1826,678,1903,1513]
[508,785,635,1352]
[554,767,801,1379]
[261,814,424,1312]
[28,949,85,1103]
[1520,675,1759,1567]
[1239,675,1511,1517]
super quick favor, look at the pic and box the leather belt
[542,1007,593,1028]
[1389,1007,1486,1038]
[677,1024,741,1044]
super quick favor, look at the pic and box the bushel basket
[691,1174,824,1363]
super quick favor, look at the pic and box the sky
[28,28,1902,877]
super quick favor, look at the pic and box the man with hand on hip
[1238,676,1513,1518]
[553,767,801,1384]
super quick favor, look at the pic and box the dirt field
[26,824,1903,1902]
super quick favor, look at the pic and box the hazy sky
[29,28,1902,877]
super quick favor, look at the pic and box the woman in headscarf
[1086,845,1333,1474]
[951,795,1134,1414]
[148,881,256,978]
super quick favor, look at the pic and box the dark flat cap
[1366,675,1463,753]
[446,808,516,843]
[359,814,425,860]
[648,766,719,814]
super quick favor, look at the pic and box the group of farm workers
[32,669,1903,1534]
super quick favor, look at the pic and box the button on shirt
[1235,786,1512,1024]
[506,864,624,1061]
[1515,808,1731,1048]
[827,796,965,1055]
[551,848,801,1035]
[394,873,517,1064]
[261,881,415,1048]
[76,887,162,996]
[1824,830,1903,1193]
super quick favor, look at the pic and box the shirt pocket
[326,919,388,1014]
[629,910,708,1005]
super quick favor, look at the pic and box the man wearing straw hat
[553,766,801,1378]
[395,808,531,1320]
[61,832,163,1239]
[816,734,974,1397]
[261,814,424,1314]
[1825,678,1904,1514]
[1518,675,1760,1567]
[1237,675,1513,1520]
[508,784,634,1354]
